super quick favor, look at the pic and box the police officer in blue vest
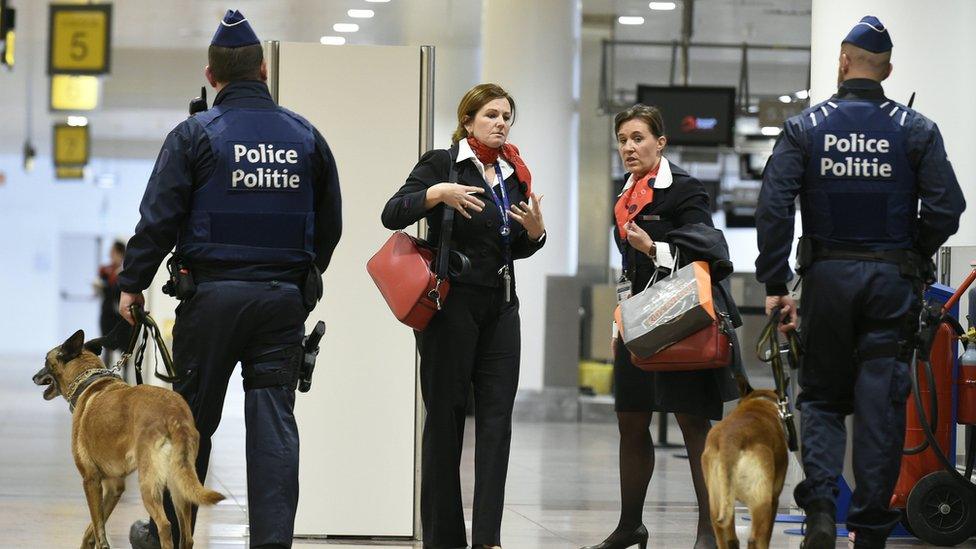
[756,15,964,549]
[118,10,342,549]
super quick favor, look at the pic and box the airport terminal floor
[1,357,947,549]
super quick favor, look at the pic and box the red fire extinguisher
[959,332,976,425]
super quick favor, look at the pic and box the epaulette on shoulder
[798,99,842,128]
[877,99,918,127]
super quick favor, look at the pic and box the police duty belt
[756,308,802,452]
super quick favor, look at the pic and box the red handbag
[367,229,450,331]
[614,306,732,372]
[367,152,458,331]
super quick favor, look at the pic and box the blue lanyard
[482,163,513,240]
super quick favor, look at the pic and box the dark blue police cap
[211,10,260,48]
[842,15,892,53]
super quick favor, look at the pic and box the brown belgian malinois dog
[701,382,789,549]
[33,329,224,549]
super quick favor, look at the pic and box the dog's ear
[59,329,85,362]
[735,374,754,398]
[83,338,104,356]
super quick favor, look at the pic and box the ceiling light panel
[320,36,346,45]
[649,2,677,10]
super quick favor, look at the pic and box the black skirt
[612,332,739,420]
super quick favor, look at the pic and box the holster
[162,255,196,300]
[795,236,815,276]
[302,265,324,312]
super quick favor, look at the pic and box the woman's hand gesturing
[426,183,485,219]
[509,193,546,240]
[624,221,655,256]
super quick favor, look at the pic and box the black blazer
[614,160,713,290]
[382,144,546,288]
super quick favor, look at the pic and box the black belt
[813,246,910,265]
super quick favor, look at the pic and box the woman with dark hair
[382,83,547,549]
[581,104,740,549]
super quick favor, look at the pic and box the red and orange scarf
[466,136,532,195]
[613,163,659,239]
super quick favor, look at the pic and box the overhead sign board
[53,123,90,166]
[48,3,112,75]
[50,74,100,111]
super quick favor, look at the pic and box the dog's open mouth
[33,373,59,400]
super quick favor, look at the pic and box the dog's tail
[168,419,225,506]
[703,445,735,528]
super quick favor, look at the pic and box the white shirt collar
[618,156,673,196]
[457,138,515,184]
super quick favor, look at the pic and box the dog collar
[64,368,122,411]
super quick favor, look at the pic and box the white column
[811,0,976,247]
[481,0,580,391]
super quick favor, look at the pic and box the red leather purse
[367,152,458,331]
[614,306,733,372]
[367,228,450,331]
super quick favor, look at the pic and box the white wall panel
[276,43,422,537]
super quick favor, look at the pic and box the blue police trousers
[793,260,918,545]
[152,280,307,548]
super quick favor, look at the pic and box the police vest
[178,105,317,265]
[800,98,916,251]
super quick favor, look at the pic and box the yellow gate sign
[53,123,90,166]
[51,74,100,111]
[48,4,111,75]
[56,166,85,180]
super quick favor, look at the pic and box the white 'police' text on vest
[819,133,894,178]
[231,143,301,189]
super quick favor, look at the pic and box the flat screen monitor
[635,85,736,147]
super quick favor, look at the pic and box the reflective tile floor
[1,354,960,548]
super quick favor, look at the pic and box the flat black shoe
[800,503,836,549]
[129,519,162,549]
[580,525,649,549]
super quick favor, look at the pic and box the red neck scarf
[613,163,660,239]
[466,136,533,194]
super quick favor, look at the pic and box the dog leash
[116,305,184,385]
[756,307,802,452]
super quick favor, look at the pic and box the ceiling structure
[0,0,812,162]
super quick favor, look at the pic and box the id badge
[615,276,632,302]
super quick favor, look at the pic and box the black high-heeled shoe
[580,524,649,549]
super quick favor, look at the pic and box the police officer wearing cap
[756,15,964,549]
[120,10,341,549]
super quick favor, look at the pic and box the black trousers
[151,280,307,548]
[418,284,521,548]
[793,260,918,545]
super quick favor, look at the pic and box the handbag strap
[644,246,681,291]
[435,149,459,281]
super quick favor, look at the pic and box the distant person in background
[95,240,125,364]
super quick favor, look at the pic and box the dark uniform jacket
[614,160,742,329]
[118,80,342,293]
[756,78,965,295]
[381,143,546,289]
[615,159,713,290]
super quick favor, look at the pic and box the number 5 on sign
[48,4,112,75]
